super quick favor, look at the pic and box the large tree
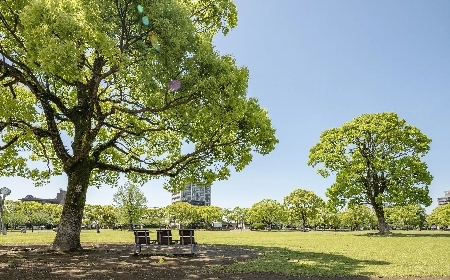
[142,207,166,228]
[83,204,118,230]
[232,206,249,230]
[113,183,147,230]
[0,0,277,250]
[222,206,248,229]
[165,201,195,228]
[427,204,450,229]
[283,188,324,231]
[248,199,285,230]
[196,205,223,229]
[308,113,432,234]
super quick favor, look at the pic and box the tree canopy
[165,201,195,228]
[113,183,147,230]
[248,199,285,229]
[308,112,433,233]
[340,204,376,231]
[0,0,278,250]
[385,204,424,230]
[427,204,450,229]
[284,188,324,230]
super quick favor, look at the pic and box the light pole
[0,187,11,235]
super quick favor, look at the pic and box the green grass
[197,230,450,277]
[1,229,449,277]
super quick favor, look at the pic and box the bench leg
[134,244,141,254]
[191,244,197,254]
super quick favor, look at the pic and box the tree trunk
[128,219,133,231]
[372,201,390,234]
[51,163,90,251]
[302,214,307,231]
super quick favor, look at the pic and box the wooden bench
[156,229,175,245]
[133,230,156,254]
[133,229,197,255]
[179,229,197,254]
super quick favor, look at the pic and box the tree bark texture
[372,201,390,234]
[51,162,91,251]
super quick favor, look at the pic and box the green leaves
[0,0,277,191]
[427,204,450,228]
[248,199,286,227]
[308,112,433,231]
[113,183,147,226]
[284,189,324,228]
[385,204,423,230]
[165,201,196,226]
[3,201,62,228]
[197,205,223,227]
[178,0,238,37]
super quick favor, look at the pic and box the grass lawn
[1,229,449,277]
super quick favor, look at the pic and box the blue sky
[4,0,450,212]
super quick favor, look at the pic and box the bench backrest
[134,230,150,245]
[156,229,173,245]
[179,229,195,245]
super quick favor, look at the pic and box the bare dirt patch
[0,243,259,279]
[0,243,449,280]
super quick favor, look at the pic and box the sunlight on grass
[195,230,450,277]
[1,229,449,277]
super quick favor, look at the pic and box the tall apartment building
[171,184,211,206]
[437,190,450,206]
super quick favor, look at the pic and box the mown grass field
[1,229,449,277]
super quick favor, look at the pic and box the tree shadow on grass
[0,243,259,280]
[204,244,390,279]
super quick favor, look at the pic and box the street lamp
[0,187,11,235]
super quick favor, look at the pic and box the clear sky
[3,0,450,212]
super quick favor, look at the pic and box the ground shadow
[201,244,389,279]
[0,243,259,279]
[0,242,392,280]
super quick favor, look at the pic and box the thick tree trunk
[51,163,90,251]
[372,201,390,234]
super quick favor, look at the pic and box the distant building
[171,184,211,206]
[437,190,450,206]
[19,188,66,205]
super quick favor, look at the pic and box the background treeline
[3,188,450,231]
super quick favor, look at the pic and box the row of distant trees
[3,200,62,231]
[239,191,433,231]
[4,186,450,231]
